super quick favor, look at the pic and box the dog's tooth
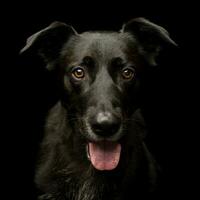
[86,144,91,160]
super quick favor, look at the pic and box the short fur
[21,18,176,200]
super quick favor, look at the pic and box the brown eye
[121,68,135,80]
[71,67,85,79]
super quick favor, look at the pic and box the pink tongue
[88,141,121,171]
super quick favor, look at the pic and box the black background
[2,1,198,199]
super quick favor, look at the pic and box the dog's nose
[90,112,121,137]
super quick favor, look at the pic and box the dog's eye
[71,67,85,79]
[121,68,135,80]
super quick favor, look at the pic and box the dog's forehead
[64,32,136,63]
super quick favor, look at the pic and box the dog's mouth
[86,141,121,171]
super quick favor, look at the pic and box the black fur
[21,18,176,200]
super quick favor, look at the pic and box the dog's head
[21,18,176,171]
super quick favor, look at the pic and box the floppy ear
[20,21,77,70]
[122,18,177,66]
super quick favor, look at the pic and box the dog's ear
[122,18,177,66]
[20,21,77,70]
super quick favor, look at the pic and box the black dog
[21,18,176,200]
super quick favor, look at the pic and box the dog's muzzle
[85,111,122,171]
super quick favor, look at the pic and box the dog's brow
[111,57,124,66]
[82,56,94,66]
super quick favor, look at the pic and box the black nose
[90,112,121,137]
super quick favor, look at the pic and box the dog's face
[21,18,176,171]
[62,32,139,139]
[61,33,141,170]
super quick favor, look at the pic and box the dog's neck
[66,169,120,200]
[63,161,154,200]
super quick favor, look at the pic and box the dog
[20,18,176,200]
